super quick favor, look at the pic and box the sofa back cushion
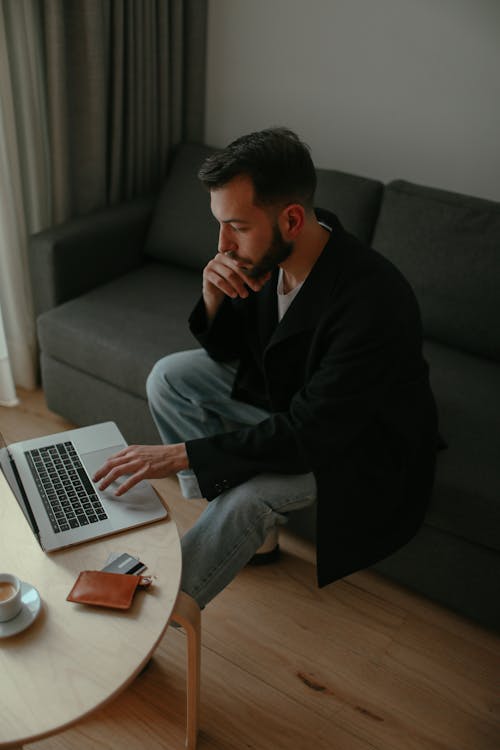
[144,143,219,270]
[315,168,382,244]
[372,180,500,361]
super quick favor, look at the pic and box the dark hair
[198,127,317,210]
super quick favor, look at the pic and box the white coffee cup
[0,573,23,622]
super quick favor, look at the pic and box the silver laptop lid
[0,433,40,540]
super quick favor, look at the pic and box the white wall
[205,0,500,201]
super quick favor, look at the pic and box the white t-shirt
[277,269,305,321]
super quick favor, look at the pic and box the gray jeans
[146,349,316,609]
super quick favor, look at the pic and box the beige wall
[205,0,500,201]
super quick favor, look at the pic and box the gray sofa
[29,144,500,631]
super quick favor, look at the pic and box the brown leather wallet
[66,570,152,610]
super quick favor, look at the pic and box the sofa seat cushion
[37,261,200,399]
[424,340,500,552]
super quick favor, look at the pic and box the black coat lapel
[256,268,279,350]
[265,229,343,351]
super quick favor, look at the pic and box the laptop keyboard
[24,441,108,534]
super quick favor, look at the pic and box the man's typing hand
[92,443,189,496]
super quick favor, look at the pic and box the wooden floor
[1,390,499,750]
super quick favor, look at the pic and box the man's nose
[218,225,237,255]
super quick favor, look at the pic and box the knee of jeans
[146,353,179,406]
[146,350,206,407]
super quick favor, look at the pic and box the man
[94,128,438,609]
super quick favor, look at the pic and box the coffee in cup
[0,573,22,622]
[0,582,17,600]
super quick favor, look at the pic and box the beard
[242,224,293,279]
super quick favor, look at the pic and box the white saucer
[0,582,41,639]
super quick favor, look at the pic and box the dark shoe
[247,544,281,566]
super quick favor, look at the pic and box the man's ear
[279,204,305,240]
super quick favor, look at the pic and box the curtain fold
[0,305,18,406]
[0,0,207,395]
[0,0,50,396]
[43,0,207,220]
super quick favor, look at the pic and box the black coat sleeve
[189,295,244,362]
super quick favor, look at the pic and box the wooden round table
[0,470,200,749]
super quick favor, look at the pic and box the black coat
[186,210,438,587]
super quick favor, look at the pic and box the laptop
[0,422,168,552]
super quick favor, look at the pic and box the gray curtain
[42,0,207,222]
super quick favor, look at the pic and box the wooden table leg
[171,591,201,750]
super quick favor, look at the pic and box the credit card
[101,552,146,575]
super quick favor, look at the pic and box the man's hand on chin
[92,443,189,496]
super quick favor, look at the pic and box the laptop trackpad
[81,445,159,509]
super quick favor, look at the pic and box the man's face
[210,175,293,279]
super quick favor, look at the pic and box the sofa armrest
[29,194,156,315]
